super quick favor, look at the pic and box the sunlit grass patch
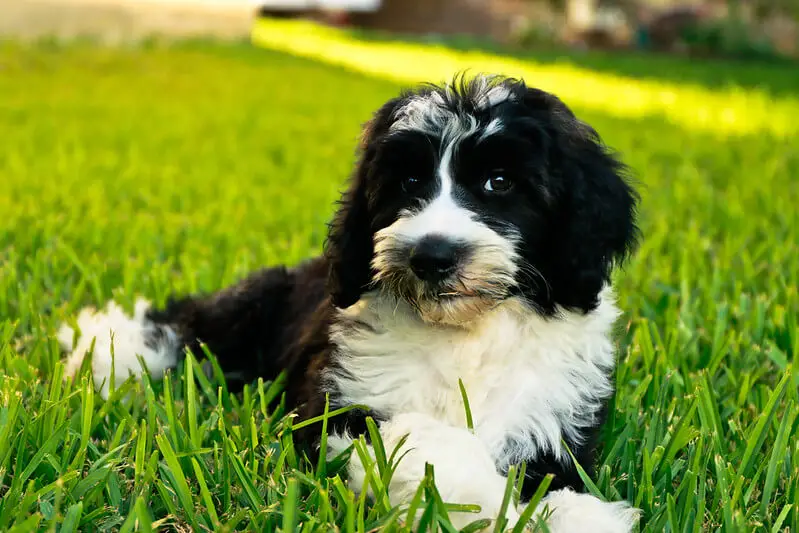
[252,19,799,138]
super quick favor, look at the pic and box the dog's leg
[327,412,522,531]
[58,266,296,398]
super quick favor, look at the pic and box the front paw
[530,489,640,533]
[371,413,523,530]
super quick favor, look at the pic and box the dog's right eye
[402,176,423,193]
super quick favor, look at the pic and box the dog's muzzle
[372,233,514,325]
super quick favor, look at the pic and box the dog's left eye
[483,173,513,193]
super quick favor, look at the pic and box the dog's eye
[402,176,423,193]
[483,173,513,193]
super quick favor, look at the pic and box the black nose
[409,236,461,283]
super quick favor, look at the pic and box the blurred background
[2,0,798,59]
[265,0,799,61]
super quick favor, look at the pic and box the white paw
[333,412,522,530]
[531,488,639,533]
[58,298,180,399]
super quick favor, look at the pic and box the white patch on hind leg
[58,298,180,399]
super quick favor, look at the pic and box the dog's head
[324,74,639,325]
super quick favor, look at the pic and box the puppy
[59,74,641,532]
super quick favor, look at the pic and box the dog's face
[325,75,639,325]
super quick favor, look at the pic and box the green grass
[1,26,798,532]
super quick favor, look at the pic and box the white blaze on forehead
[435,113,478,196]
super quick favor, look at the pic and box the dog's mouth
[416,292,503,326]
[379,278,508,326]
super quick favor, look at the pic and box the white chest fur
[326,287,621,467]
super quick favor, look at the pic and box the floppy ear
[324,97,407,309]
[324,164,372,309]
[524,87,640,312]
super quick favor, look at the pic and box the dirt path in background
[0,0,258,43]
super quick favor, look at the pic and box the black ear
[324,96,407,309]
[523,87,640,313]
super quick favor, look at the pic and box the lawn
[0,22,797,532]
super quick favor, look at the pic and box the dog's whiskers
[516,261,552,301]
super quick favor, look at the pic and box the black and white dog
[59,74,640,532]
